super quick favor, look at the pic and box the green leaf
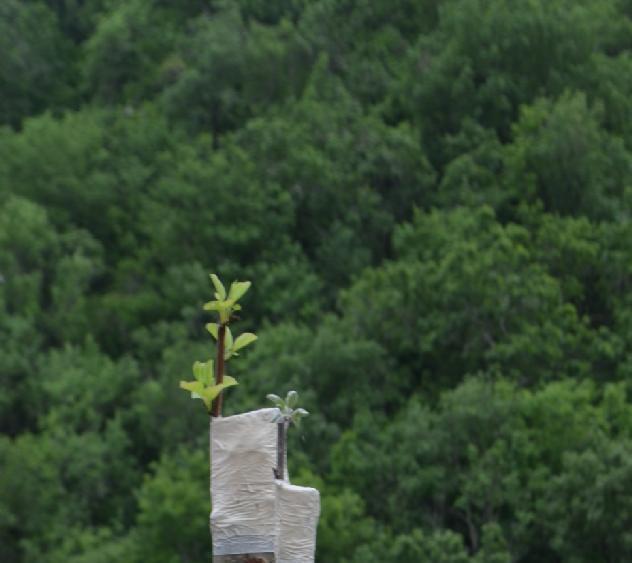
[206,323,219,340]
[267,393,284,408]
[233,332,257,352]
[199,376,239,409]
[218,301,232,324]
[180,380,204,395]
[294,408,309,418]
[180,377,238,411]
[192,360,214,386]
[203,300,221,311]
[225,326,234,354]
[228,281,251,302]
[218,375,238,389]
[286,390,299,408]
[180,380,207,406]
[210,274,226,300]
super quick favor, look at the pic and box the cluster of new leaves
[205,323,258,360]
[203,273,252,325]
[267,390,310,427]
[179,274,257,412]
[179,360,237,413]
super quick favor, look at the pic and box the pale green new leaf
[219,375,239,388]
[218,301,232,324]
[206,323,219,340]
[267,394,284,408]
[203,300,221,312]
[291,408,308,427]
[180,380,203,392]
[210,274,226,300]
[180,380,205,400]
[228,281,251,302]
[286,390,299,408]
[198,376,239,409]
[192,360,214,386]
[225,326,234,353]
[180,376,239,411]
[233,332,257,352]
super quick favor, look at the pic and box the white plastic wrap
[276,481,320,563]
[210,408,320,561]
[210,408,279,556]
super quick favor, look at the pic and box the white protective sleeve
[210,408,279,556]
[210,408,320,561]
[276,480,320,563]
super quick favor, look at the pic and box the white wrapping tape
[211,409,279,555]
[277,481,320,563]
[210,408,320,561]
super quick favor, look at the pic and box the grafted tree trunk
[214,554,275,562]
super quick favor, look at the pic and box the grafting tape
[210,408,320,562]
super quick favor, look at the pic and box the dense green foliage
[1,0,631,561]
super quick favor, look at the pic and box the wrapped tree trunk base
[210,409,319,562]
[214,553,275,562]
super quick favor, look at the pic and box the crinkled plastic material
[210,409,320,561]
[211,408,279,555]
[276,480,320,563]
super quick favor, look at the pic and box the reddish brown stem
[211,323,226,417]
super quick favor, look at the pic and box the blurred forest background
[0,0,631,561]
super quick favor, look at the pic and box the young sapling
[179,273,258,416]
[266,391,309,480]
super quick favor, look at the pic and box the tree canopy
[0,0,631,561]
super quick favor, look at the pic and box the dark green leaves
[4,1,632,560]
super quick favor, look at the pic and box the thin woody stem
[275,420,287,480]
[211,323,226,417]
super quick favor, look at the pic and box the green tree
[81,0,180,103]
[132,448,209,563]
[162,4,312,137]
[0,0,74,126]
[503,92,631,219]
